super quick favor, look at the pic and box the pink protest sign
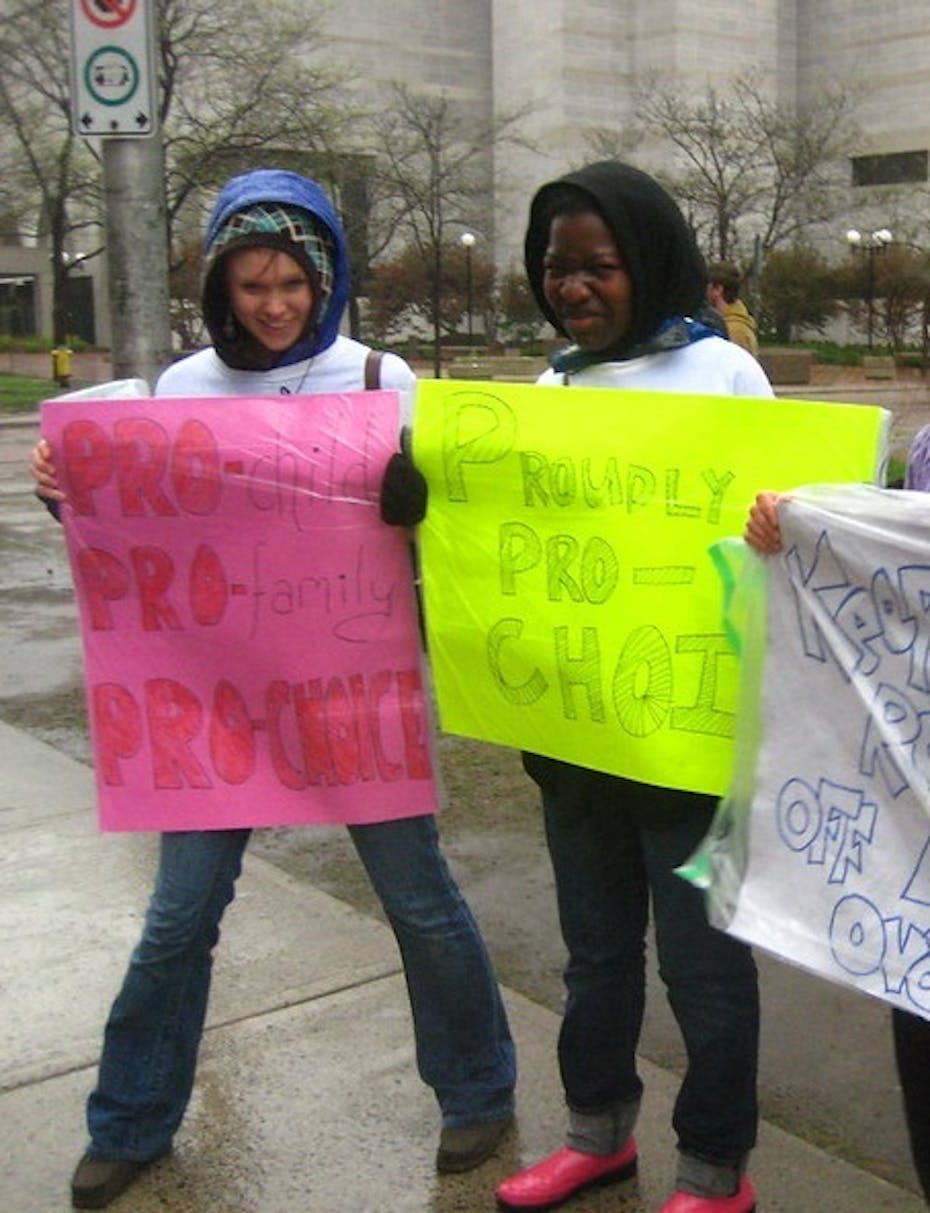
[40,392,437,831]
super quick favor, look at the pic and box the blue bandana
[551,315,721,375]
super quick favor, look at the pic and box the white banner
[697,484,930,1018]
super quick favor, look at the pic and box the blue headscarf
[202,169,350,369]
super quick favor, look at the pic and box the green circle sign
[84,46,139,107]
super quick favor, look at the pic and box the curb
[0,412,40,428]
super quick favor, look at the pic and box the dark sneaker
[71,1150,167,1209]
[436,1114,515,1173]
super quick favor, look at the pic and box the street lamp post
[846,227,893,349]
[460,231,475,343]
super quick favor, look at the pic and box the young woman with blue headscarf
[32,168,515,1208]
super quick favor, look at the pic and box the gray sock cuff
[565,1098,640,1155]
[676,1150,745,1197]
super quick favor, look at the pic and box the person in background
[495,161,772,1213]
[746,441,930,1207]
[706,261,759,358]
[31,167,515,1210]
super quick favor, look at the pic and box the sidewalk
[0,720,924,1213]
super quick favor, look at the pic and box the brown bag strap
[364,349,384,391]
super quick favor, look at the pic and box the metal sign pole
[102,137,173,386]
[71,0,172,388]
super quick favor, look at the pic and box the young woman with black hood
[495,162,773,1213]
[31,168,515,1209]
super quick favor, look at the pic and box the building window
[0,276,36,336]
[852,150,928,187]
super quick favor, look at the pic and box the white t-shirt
[155,335,417,427]
[535,334,774,399]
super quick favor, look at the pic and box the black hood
[524,161,707,358]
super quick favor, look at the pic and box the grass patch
[0,373,57,414]
[887,455,907,487]
[0,334,90,354]
[798,341,864,366]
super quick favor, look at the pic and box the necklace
[278,355,315,395]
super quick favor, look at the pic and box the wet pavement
[1,400,929,1211]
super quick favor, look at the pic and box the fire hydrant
[51,346,73,388]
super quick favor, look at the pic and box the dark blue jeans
[86,816,515,1160]
[525,755,759,1167]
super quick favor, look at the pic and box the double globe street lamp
[846,227,893,349]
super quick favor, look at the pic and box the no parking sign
[70,0,157,136]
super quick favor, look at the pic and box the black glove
[380,427,427,526]
[37,491,62,522]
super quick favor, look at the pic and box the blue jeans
[86,816,515,1160]
[524,755,758,1168]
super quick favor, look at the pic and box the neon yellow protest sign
[414,380,887,795]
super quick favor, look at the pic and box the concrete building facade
[8,1,930,344]
[323,0,930,276]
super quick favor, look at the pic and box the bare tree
[156,0,348,246]
[0,0,348,345]
[0,2,102,343]
[591,75,861,262]
[363,82,529,375]
[737,78,861,256]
